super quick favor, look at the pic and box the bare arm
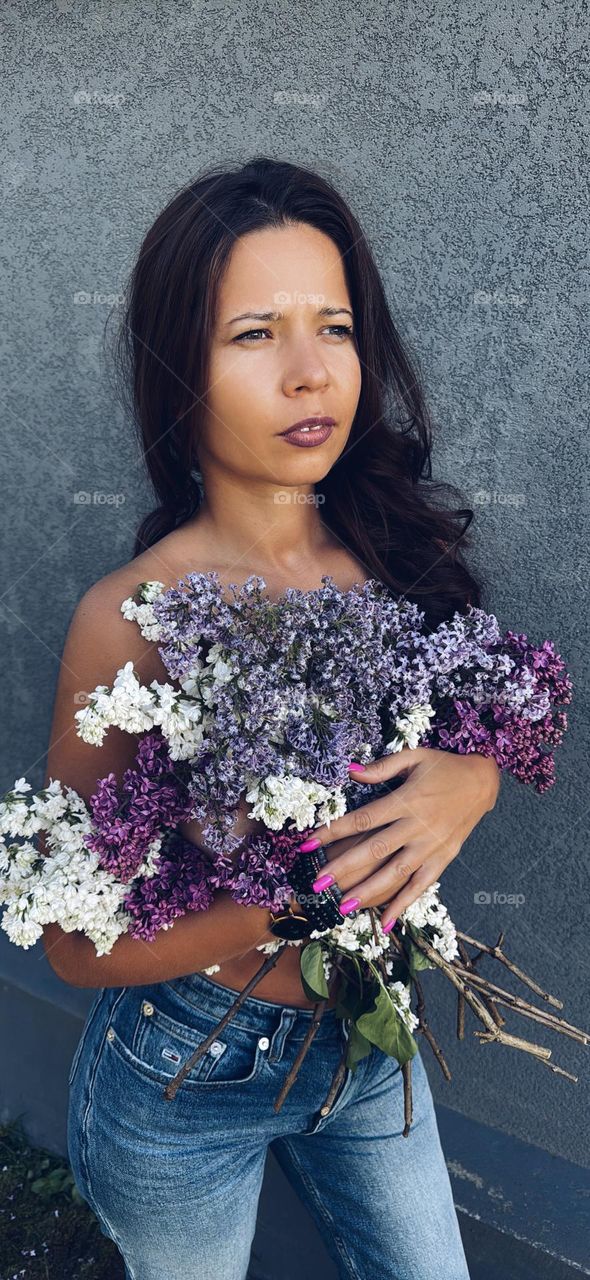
[39,571,275,989]
[44,891,275,989]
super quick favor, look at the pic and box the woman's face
[199,222,362,486]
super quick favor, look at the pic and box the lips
[279,416,336,437]
[278,422,335,448]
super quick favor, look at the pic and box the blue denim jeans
[67,969,471,1280]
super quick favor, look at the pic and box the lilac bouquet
[1,572,583,1129]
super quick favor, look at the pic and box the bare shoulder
[70,530,205,683]
[43,531,200,797]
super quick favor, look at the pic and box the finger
[336,851,422,918]
[301,787,410,851]
[380,869,438,931]
[332,855,419,916]
[347,746,426,785]
[312,819,415,894]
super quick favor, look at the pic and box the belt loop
[268,1009,297,1064]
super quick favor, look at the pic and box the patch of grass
[0,1117,125,1280]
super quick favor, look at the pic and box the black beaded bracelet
[288,846,344,932]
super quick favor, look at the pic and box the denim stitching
[79,987,137,1276]
[68,988,106,1089]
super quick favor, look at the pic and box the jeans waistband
[166,967,345,1043]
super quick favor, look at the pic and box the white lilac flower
[147,681,205,759]
[134,837,165,879]
[120,582,166,641]
[400,880,459,961]
[0,781,137,954]
[254,937,307,956]
[386,980,419,1032]
[0,839,132,954]
[315,789,348,826]
[309,909,391,957]
[384,703,435,752]
[245,775,347,832]
[75,664,204,759]
[74,662,157,744]
[179,669,207,699]
[205,644,238,684]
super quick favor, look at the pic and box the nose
[281,339,330,397]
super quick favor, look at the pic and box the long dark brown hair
[108,156,482,629]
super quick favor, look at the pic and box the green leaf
[345,1022,373,1073]
[300,973,323,1003]
[356,983,418,1065]
[300,941,329,1000]
[405,938,435,977]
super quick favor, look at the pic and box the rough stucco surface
[1,0,588,1172]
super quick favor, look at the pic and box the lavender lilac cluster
[151,574,433,851]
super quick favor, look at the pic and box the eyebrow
[223,305,354,327]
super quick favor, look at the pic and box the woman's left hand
[304,748,501,930]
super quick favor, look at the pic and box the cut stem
[453,966,589,1044]
[455,929,563,1009]
[273,994,330,1113]
[164,945,286,1101]
[402,1060,413,1138]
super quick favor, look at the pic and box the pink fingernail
[339,897,360,915]
[382,917,397,934]
[312,874,335,892]
[347,762,366,772]
[298,837,322,852]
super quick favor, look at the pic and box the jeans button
[106,1027,115,1041]
[258,1036,270,1050]
[142,1002,154,1016]
[210,1041,224,1056]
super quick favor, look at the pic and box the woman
[45,157,500,1279]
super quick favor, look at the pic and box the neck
[185,475,339,575]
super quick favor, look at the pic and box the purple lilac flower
[84,732,194,880]
[123,830,215,942]
[423,624,572,791]
[206,825,312,910]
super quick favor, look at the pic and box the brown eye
[325,325,354,338]
[233,329,269,343]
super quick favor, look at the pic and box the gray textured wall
[1,0,588,1188]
